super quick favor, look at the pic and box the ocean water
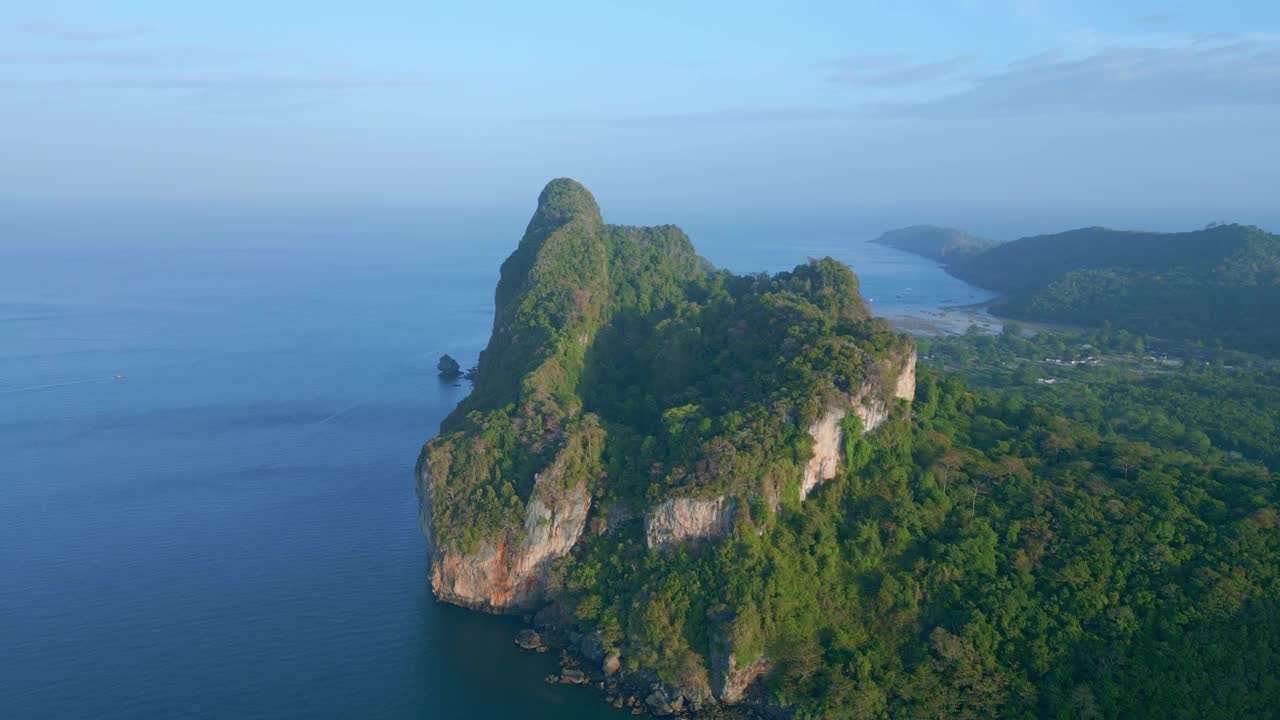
[684,217,996,330]
[0,212,988,719]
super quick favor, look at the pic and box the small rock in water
[437,354,462,380]
[514,628,543,651]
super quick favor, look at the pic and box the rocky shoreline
[512,612,784,720]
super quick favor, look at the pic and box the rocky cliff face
[854,347,917,432]
[645,349,916,546]
[711,647,772,705]
[896,351,918,400]
[800,407,846,501]
[420,448,593,612]
[645,496,736,550]
[802,349,916,500]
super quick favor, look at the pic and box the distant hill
[904,223,1280,353]
[873,225,1001,262]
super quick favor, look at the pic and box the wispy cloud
[1135,11,1180,26]
[1,18,430,105]
[592,105,848,128]
[821,54,976,88]
[4,19,153,41]
[1,74,431,91]
[594,33,1280,128]
[54,46,262,66]
[901,36,1280,116]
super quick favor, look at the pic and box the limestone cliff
[800,407,845,501]
[646,344,917,546]
[801,348,916,500]
[418,443,594,611]
[417,179,616,613]
[645,496,737,550]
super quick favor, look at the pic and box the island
[418,181,1280,718]
[873,225,1000,263]
[879,222,1280,354]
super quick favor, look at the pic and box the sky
[3,1,1279,229]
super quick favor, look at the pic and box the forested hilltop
[873,225,1001,262]
[886,223,1280,354]
[419,182,1279,718]
[417,179,916,710]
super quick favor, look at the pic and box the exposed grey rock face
[514,628,543,651]
[711,648,771,705]
[646,681,714,716]
[646,687,682,717]
[644,496,737,550]
[558,668,587,684]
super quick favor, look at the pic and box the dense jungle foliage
[934,223,1280,354]
[424,182,1279,717]
[555,327,1280,718]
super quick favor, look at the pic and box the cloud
[1,73,431,91]
[1135,11,1179,26]
[54,46,262,66]
[899,36,1280,116]
[592,105,849,128]
[4,20,153,41]
[822,54,976,88]
[609,34,1280,127]
[1005,48,1064,69]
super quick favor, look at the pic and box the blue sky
[4,1,1279,227]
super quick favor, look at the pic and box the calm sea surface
[0,211,989,719]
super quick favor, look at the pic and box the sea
[0,208,991,719]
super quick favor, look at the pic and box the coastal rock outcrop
[419,446,593,612]
[711,647,771,705]
[437,353,462,380]
[418,179,612,612]
[646,680,714,716]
